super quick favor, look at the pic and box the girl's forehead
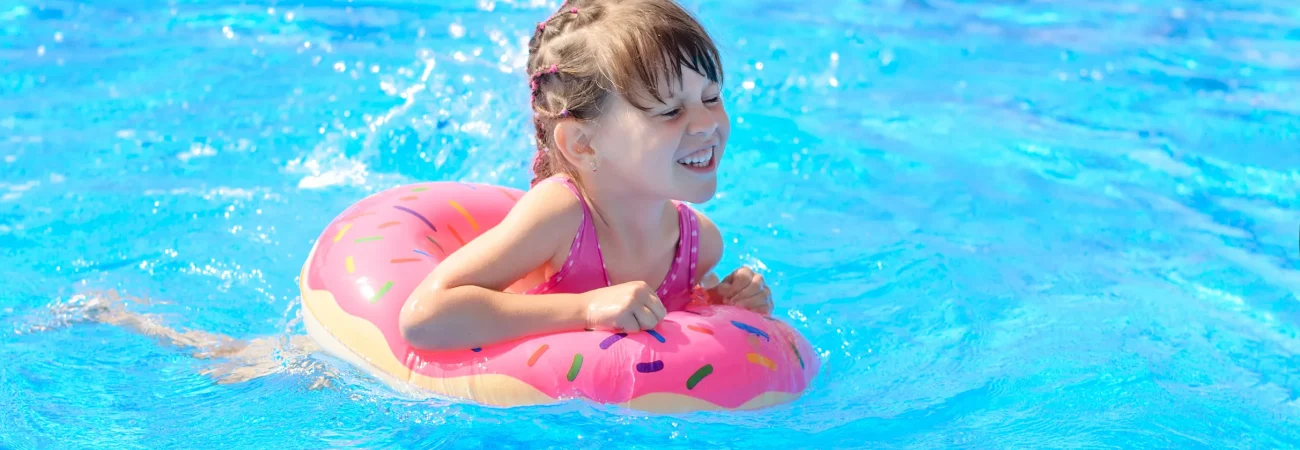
[623,66,717,103]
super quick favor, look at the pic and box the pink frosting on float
[302,181,818,409]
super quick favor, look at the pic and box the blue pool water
[3,0,1299,447]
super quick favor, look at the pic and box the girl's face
[585,65,730,204]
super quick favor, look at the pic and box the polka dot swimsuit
[524,177,701,312]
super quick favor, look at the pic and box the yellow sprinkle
[747,353,776,371]
[333,223,352,242]
[447,200,479,232]
[345,256,355,273]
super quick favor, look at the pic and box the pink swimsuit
[524,177,701,312]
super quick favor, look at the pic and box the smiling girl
[398,0,773,351]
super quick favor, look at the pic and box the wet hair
[526,0,724,186]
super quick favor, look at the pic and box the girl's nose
[686,105,718,137]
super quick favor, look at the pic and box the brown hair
[526,0,725,186]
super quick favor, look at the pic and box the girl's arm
[398,181,589,350]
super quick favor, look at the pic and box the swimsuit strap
[680,202,700,286]
[525,177,610,293]
[657,202,700,310]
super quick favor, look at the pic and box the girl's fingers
[735,278,763,299]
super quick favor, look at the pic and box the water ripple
[3,0,1300,447]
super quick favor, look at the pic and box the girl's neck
[578,178,676,248]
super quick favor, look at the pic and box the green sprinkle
[424,235,445,254]
[686,364,713,390]
[567,354,583,382]
[411,187,429,192]
[791,343,805,369]
[369,281,393,303]
[354,236,384,243]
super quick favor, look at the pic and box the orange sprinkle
[378,221,401,229]
[447,200,479,232]
[390,258,421,264]
[527,344,550,367]
[447,224,465,246]
[747,353,776,371]
[686,325,713,335]
[400,195,418,201]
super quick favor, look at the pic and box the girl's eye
[660,108,681,117]
[704,95,721,104]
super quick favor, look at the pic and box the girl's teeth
[677,146,713,166]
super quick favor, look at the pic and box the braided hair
[524,0,724,186]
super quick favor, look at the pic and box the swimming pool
[3,0,1299,447]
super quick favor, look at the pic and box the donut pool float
[298,181,819,412]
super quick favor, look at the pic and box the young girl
[399,0,771,351]
[66,0,771,385]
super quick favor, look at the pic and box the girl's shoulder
[506,176,586,237]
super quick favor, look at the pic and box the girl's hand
[583,281,668,333]
[710,267,773,316]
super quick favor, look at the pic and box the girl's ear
[552,120,597,170]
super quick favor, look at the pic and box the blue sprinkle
[646,329,666,343]
[471,347,482,352]
[731,320,770,341]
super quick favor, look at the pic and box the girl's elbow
[398,289,455,350]
[398,308,433,348]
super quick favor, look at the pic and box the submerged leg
[58,289,339,388]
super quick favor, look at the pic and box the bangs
[599,5,724,110]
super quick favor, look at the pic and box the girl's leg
[61,289,339,388]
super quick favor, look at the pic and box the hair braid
[526,1,604,186]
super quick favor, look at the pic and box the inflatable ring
[298,181,819,412]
